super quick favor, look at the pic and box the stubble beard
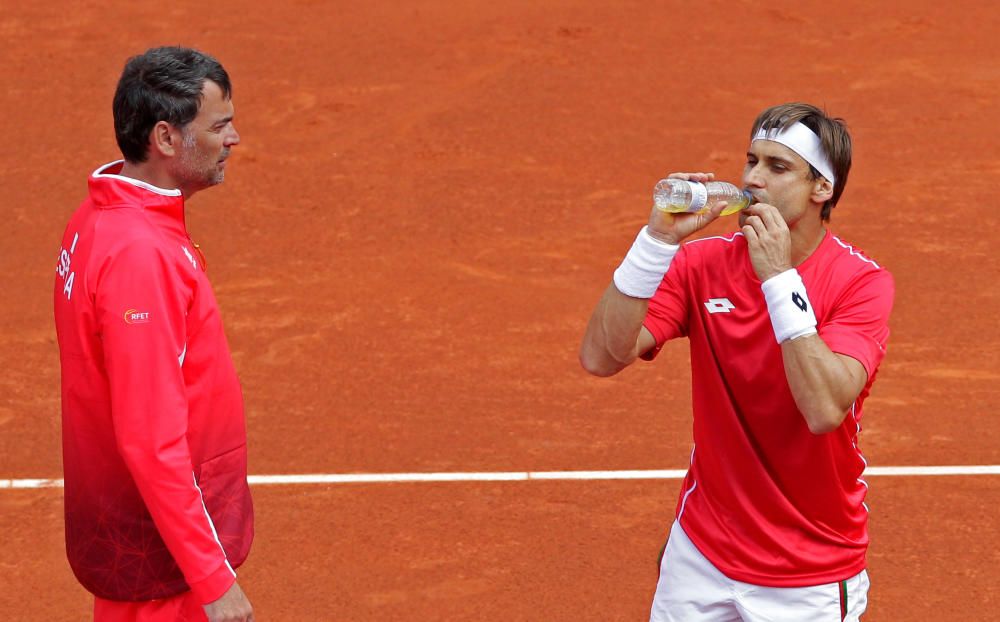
[179,130,225,190]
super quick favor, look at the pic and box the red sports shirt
[643,230,893,587]
[53,162,253,602]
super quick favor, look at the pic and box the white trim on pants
[650,521,870,622]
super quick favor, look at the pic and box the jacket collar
[88,161,187,229]
[91,161,182,197]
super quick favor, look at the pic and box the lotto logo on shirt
[123,309,151,324]
[704,298,736,314]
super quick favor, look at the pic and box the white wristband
[761,268,817,344]
[613,226,679,298]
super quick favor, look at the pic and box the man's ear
[150,121,181,158]
[812,177,834,204]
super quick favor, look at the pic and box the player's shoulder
[682,230,746,254]
[92,210,165,255]
[825,234,890,276]
[821,234,895,300]
[679,230,746,266]
[83,208,188,285]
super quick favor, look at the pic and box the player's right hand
[204,581,254,622]
[646,172,728,246]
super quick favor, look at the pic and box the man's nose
[225,126,241,146]
[744,164,764,187]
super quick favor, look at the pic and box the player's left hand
[741,203,792,282]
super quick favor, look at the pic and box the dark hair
[113,46,232,163]
[750,103,851,221]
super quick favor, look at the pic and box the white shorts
[650,521,869,622]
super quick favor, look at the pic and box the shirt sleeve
[818,267,895,379]
[641,243,691,360]
[96,239,236,604]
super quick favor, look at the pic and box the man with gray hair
[54,46,254,622]
[580,103,894,620]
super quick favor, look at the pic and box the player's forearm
[780,335,863,434]
[580,282,650,377]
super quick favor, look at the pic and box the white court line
[2,465,1000,489]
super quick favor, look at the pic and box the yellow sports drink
[653,179,752,216]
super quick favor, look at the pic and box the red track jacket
[53,162,253,603]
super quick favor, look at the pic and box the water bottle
[653,178,752,216]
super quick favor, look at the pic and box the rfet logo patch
[124,309,151,324]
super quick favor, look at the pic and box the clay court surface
[2,1,999,620]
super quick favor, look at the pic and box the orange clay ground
[1,1,998,620]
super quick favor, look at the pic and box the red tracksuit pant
[94,593,207,622]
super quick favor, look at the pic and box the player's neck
[119,159,182,195]
[789,220,826,267]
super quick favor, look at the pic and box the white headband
[752,122,836,185]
